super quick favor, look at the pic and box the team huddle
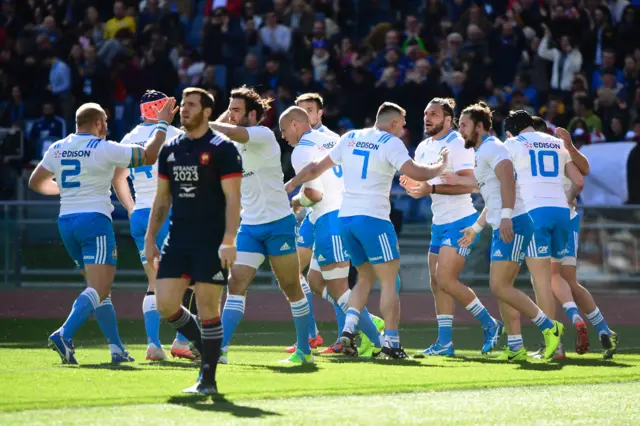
[28,86,619,396]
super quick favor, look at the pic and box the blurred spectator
[537,26,582,95]
[569,94,603,133]
[29,100,66,159]
[259,10,291,54]
[104,1,136,40]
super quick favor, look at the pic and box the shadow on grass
[77,363,142,371]
[447,355,634,370]
[322,356,446,367]
[259,363,320,374]
[167,394,281,419]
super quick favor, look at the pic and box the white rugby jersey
[41,133,139,218]
[234,126,292,225]
[121,123,184,210]
[504,131,571,211]
[414,130,477,225]
[329,127,411,221]
[474,136,528,229]
[315,124,340,142]
[291,129,343,223]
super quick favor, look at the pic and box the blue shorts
[237,214,298,257]
[429,212,480,259]
[490,213,534,264]
[297,213,314,249]
[58,212,117,270]
[130,208,171,264]
[314,210,350,266]
[338,215,400,267]
[558,214,580,265]
[526,207,571,259]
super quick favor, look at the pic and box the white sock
[337,290,351,313]
[142,294,156,314]
[344,307,360,334]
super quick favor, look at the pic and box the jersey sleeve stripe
[129,146,144,168]
[158,173,169,180]
[221,172,242,180]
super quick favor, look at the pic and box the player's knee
[489,279,506,298]
[435,268,454,292]
[155,295,178,318]
[429,274,438,291]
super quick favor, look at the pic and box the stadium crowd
[1,0,640,197]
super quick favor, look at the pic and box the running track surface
[1,289,638,325]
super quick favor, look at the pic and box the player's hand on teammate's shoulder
[153,97,179,123]
[458,227,477,248]
[499,218,514,244]
[554,127,573,148]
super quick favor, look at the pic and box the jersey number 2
[353,149,370,179]
[528,150,558,177]
[61,159,81,188]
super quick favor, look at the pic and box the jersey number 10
[528,150,559,177]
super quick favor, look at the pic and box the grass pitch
[1,319,639,424]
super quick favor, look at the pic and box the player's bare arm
[285,154,335,193]
[398,149,448,182]
[565,161,585,202]
[399,175,431,199]
[145,177,172,268]
[292,186,323,208]
[129,98,179,168]
[220,176,242,270]
[208,121,250,143]
[429,169,476,195]
[440,171,480,189]
[112,168,135,215]
[494,159,516,243]
[28,166,60,195]
[459,207,488,247]
[556,127,590,175]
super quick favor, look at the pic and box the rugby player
[112,90,197,361]
[210,87,314,365]
[285,102,448,359]
[292,92,385,355]
[146,87,242,395]
[280,106,385,357]
[455,102,563,360]
[400,98,502,357]
[531,118,618,358]
[28,99,178,364]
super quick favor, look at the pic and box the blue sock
[300,278,317,338]
[142,294,162,347]
[176,331,188,342]
[395,274,402,294]
[437,315,454,346]
[586,308,612,336]
[532,309,554,331]
[507,334,524,351]
[384,329,400,348]
[465,297,496,329]
[359,307,383,348]
[562,302,582,325]
[290,298,311,355]
[61,288,100,339]
[333,301,345,339]
[221,294,245,350]
[94,296,126,352]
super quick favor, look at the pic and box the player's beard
[181,111,205,131]
[464,129,480,150]
[425,120,444,137]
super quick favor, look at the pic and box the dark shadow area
[448,355,633,370]
[145,360,200,370]
[167,394,281,419]
[259,363,320,374]
[77,362,141,371]
[323,356,443,367]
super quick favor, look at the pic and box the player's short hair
[280,106,310,125]
[428,97,456,118]
[531,116,548,133]
[230,86,272,123]
[295,93,324,110]
[461,102,492,131]
[504,110,533,136]
[376,102,406,121]
[76,103,106,127]
[182,87,215,115]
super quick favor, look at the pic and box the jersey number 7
[353,149,370,179]
[61,159,81,188]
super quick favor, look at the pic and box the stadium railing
[2,200,640,290]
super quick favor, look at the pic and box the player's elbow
[303,187,323,203]
[28,175,38,191]
[574,176,584,192]
[142,150,158,166]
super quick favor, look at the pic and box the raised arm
[398,149,448,182]
[208,121,250,143]
[556,127,590,175]
[565,161,585,202]
[112,168,134,216]
[135,99,179,166]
